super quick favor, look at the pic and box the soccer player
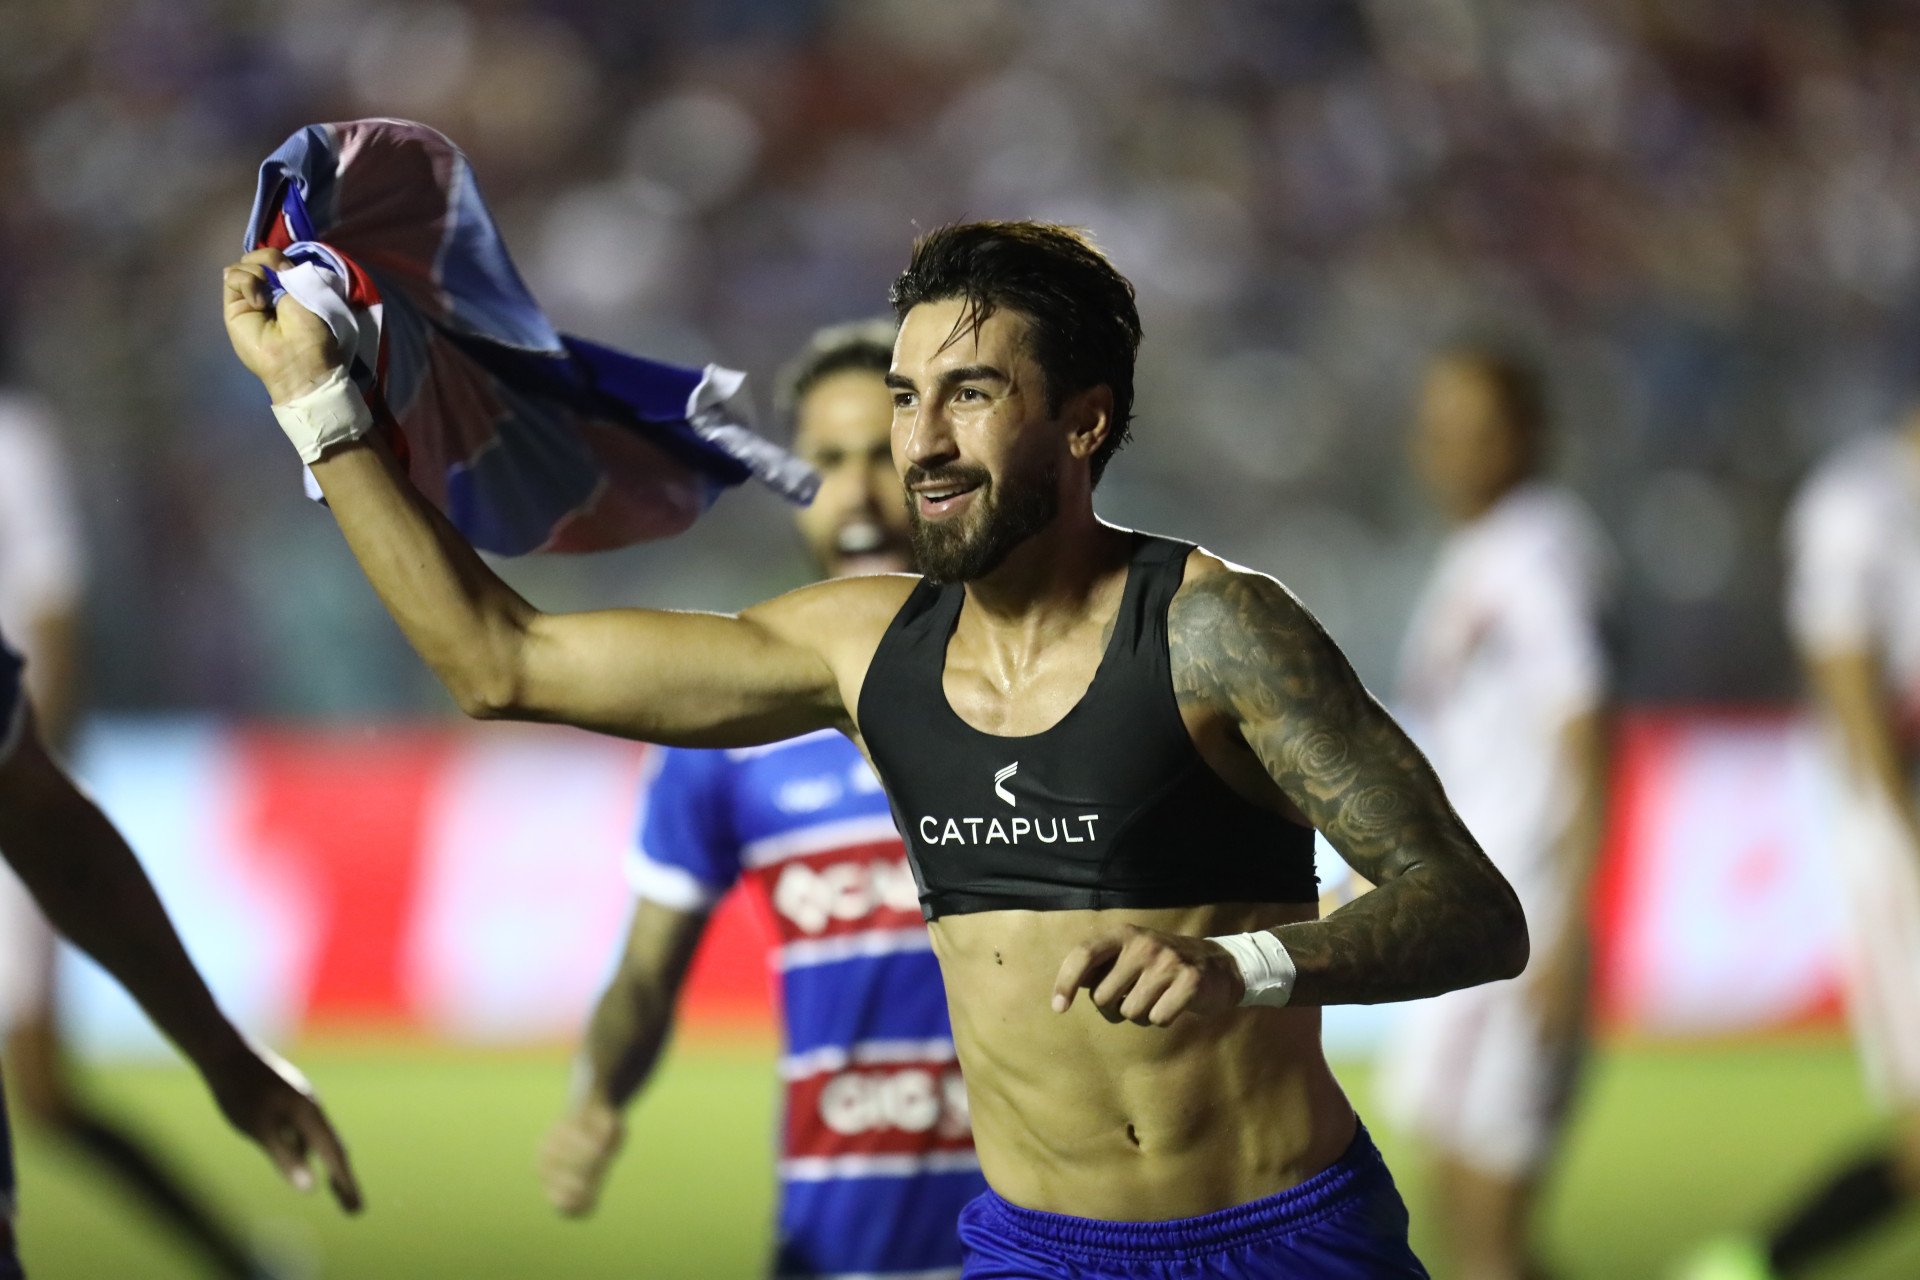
[0,629,360,1275]
[538,320,987,1277]
[224,221,1528,1277]
[0,390,314,1279]
[1677,411,1920,1278]
[1378,349,1613,1280]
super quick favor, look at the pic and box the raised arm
[221,250,877,746]
[1170,566,1528,1005]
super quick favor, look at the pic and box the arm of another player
[1804,648,1920,848]
[1053,567,1527,1023]
[1523,708,1609,1041]
[0,706,361,1210]
[221,251,859,747]
[540,900,709,1217]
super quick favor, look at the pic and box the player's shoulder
[751,572,920,621]
[744,572,922,656]
[1800,433,1907,504]
[1173,545,1301,616]
[1790,433,1910,545]
[0,392,60,462]
[1167,545,1331,675]
[1470,481,1597,547]
[1482,484,1611,581]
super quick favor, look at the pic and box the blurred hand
[1051,923,1245,1026]
[205,1038,362,1213]
[540,1098,626,1217]
[221,248,342,404]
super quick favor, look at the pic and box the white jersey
[1787,433,1920,724]
[0,393,85,644]
[1380,482,1610,1175]
[1786,432,1920,1104]
[1397,482,1612,940]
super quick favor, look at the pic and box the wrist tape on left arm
[1207,930,1298,1008]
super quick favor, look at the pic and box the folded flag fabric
[244,118,816,555]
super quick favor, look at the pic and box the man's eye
[956,387,984,403]
[892,393,915,409]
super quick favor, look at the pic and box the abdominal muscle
[931,900,1355,1221]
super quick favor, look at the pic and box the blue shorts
[957,1123,1427,1278]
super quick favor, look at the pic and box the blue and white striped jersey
[629,730,983,1280]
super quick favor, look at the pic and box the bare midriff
[930,899,1354,1221]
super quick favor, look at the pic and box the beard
[906,458,1060,584]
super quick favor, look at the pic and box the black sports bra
[857,533,1318,920]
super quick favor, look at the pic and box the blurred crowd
[2,0,1916,714]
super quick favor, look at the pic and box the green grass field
[11,1034,1920,1279]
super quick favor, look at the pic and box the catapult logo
[916,760,1101,848]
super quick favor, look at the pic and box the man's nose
[901,402,957,468]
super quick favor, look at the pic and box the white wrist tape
[1208,931,1297,1008]
[270,366,374,464]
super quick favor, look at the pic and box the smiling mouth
[913,482,983,520]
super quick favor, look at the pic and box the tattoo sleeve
[1169,570,1528,1005]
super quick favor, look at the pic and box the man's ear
[1063,385,1114,464]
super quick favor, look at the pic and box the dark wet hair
[774,318,897,428]
[889,221,1141,485]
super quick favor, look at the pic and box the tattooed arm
[1172,564,1526,1005]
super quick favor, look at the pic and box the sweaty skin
[222,252,1523,1223]
[937,901,1345,1217]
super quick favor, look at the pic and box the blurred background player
[0,388,303,1279]
[1677,405,1920,1278]
[1378,349,1614,1280]
[0,623,360,1275]
[539,320,985,1279]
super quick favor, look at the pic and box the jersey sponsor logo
[992,762,1019,806]
[916,813,1101,847]
[769,855,922,935]
[785,1061,974,1164]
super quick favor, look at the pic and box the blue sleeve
[625,747,742,911]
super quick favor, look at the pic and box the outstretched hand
[1050,923,1245,1027]
[221,248,341,405]
[539,1099,626,1217]
[205,1039,362,1213]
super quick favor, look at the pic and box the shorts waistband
[974,1119,1384,1260]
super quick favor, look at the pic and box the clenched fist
[1051,923,1246,1027]
[222,248,341,405]
[540,1098,626,1217]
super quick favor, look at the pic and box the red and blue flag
[244,118,816,555]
